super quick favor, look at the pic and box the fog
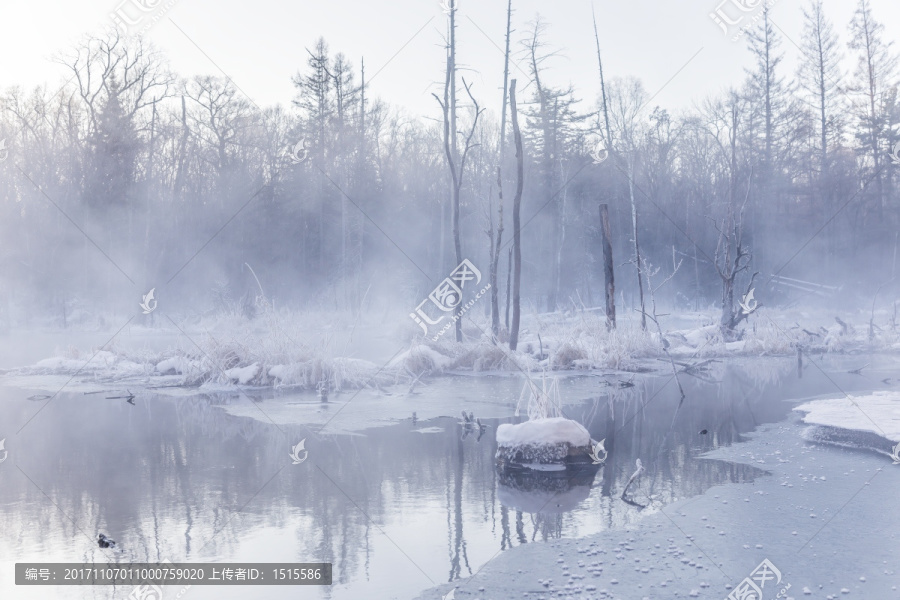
[2,1,900,599]
[0,3,898,334]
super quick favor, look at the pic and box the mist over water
[2,1,900,599]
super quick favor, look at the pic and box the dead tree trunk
[592,4,613,149]
[599,203,616,329]
[716,169,758,333]
[505,248,512,331]
[627,164,647,331]
[498,0,513,161]
[509,79,524,351]
[434,62,483,342]
[490,167,505,337]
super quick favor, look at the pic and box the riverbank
[417,413,900,600]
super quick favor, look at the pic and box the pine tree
[86,76,136,208]
[848,0,897,218]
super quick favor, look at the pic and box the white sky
[1,0,899,122]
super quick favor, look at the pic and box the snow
[496,417,591,447]
[679,324,719,348]
[794,391,900,442]
[4,305,900,394]
[418,416,900,600]
[223,363,259,385]
[33,356,90,371]
[24,351,146,378]
[155,356,196,374]
[412,427,444,434]
[266,364,291,380]
[390,344,455,372]
[724,340,746,352]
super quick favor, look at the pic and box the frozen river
[1,353,898,599]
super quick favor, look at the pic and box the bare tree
[607,77,649,330]
[509,79,524,351]
[591,3,613,149]
[498,0,513,161]
[58,30,174,135]
[488,167,505,337]
[434,73,484,342]
[714,168,759,334]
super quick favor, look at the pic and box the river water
[0,353,896,599]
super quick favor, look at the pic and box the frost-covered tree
[848,0,897,217]
[521,17,587,311]
[798,0,844,176]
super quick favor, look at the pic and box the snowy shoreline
[794,391,900,443]
[3,306,900,395]
[416,414,900,600]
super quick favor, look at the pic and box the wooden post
[599,203,616,330]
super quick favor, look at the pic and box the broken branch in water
[621,458,644,500]
[835,316,850,335]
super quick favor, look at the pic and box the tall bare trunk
[628,162,646,330]
[599,203,616,329]
[448,3,462,341]
[509,80,524,350]
[490,167,504,336]
[505,248,512,331]
[499,0,513,160]
[592,4,613,148]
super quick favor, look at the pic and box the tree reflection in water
[1,356,863,599]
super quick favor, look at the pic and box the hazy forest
[1,1,898,339]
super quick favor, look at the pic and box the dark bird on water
[98,534,116,549]
[699,429,708,435]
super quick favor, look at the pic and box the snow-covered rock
[224,363,260,385]
[497,417,591,447]
[496,417,594,469]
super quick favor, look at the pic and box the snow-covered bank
[416,415,900,600]
[3,305,900,394]
[794,391,900,442]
